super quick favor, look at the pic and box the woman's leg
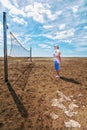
[56,70,60,76]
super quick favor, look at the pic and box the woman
[53,45,61,78]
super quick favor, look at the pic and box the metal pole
[3,12,8,82]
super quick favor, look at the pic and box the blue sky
[0,0,87,57]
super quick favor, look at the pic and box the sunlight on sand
[51,90,81,128]
[64,119,81,128]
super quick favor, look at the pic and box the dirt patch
[0,58,87,130]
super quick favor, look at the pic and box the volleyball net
[9,32,31,58]
[7,31,33,86]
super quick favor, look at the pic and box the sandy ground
[0,57,87,130]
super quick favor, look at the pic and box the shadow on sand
[6,81,28,118]
[6,63,34,118]
[60,76,81,85]
[12,63,34,91]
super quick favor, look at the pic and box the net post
[3,12,8,82]
[30,47,32,62]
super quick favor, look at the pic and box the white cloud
[9,7,26,17]
[41,34,55,40]
[59,39,72,43]
[0,0,26,17]
[55,28,75,39]
[25,3,45,23]
[72,6,79,13]
[25,2,62,23]
[84,26,87,29]
[12,16,27,25]
[84,37,87,39]
[43,25,53,29]
[23,37,31,45]
[38,44,51,49]
[46,10,62,21]
[59,24,66,30]
[41,28,75,41]
[12,0,18,7]
[0,0,13,9]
